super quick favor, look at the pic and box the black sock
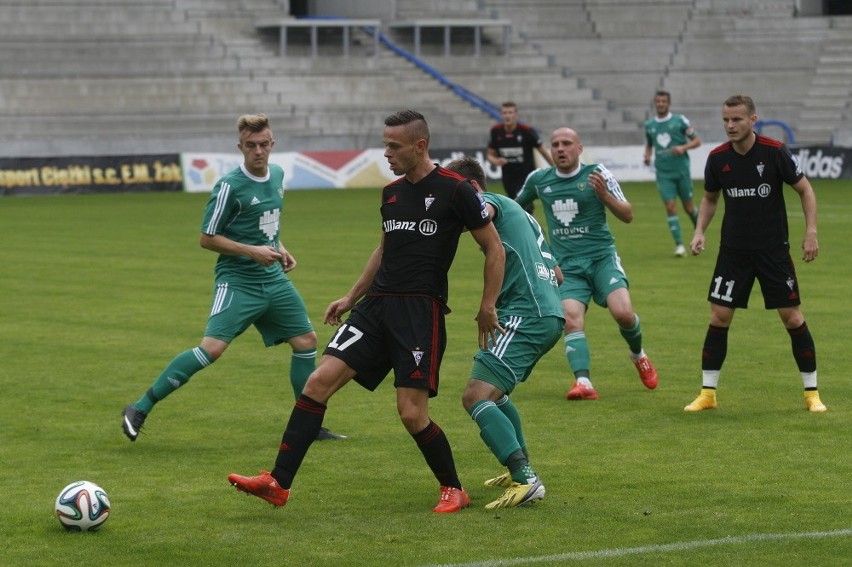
[702,325,729,371]
[412,420,461,489]
[787,322,817,373]
[271,394,326,489]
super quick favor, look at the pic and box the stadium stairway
[2,0,850,157]
[483,0,851,146]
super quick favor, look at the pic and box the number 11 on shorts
[710,276,735,303]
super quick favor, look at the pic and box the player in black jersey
[228,110,506,512]
[486,101,554,213]
[685,95,826,413]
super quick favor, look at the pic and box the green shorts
[559,252,629,308]
[471,315,563,394]
[204,279,313,346]
[656,168,695,203]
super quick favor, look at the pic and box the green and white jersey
[200,163,288,284]
[644,112,697,176]
[483,192,563,319]
[516,164,625,261]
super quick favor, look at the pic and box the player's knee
[399,412,428,433]
[461,387,479,412]
[199,338,228,360]
[780,308,805,329]
[289,330,317,351]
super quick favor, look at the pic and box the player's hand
[279,249,297,272]
[588,171,607,198]
[475,307,503,350]
[690,234,706,256]
[255,245,283,267]
[802,233,819,262]
[323,297,353,325]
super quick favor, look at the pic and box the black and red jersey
[487,123,544,194]
[704,134,804,251]
[370,165,491,305]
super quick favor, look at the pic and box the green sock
[564,331,590,377]
[469,400,522,465]
[135,347,212,413]
[495,395,526,457]
[689,208,698,226]
[505,451,537,484]
[619,314,643,355]
[668,215,683,245]
[289,349,316,399]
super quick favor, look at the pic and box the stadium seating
[1,0,850,157]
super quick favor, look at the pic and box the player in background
[227,110,505,513]
[685,95,827,413]
[447,157,564,510]
[643,90,702,257]
[486,101,554,214]
[121,114,345,442]
[517,127,658,401]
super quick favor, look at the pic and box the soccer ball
[54,481,111,532]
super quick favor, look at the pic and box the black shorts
[322,294,447,397]
[707,246,801,309]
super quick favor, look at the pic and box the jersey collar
[240,163,270,182]
[555,163,583,178]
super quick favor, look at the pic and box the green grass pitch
[0,180,849,566]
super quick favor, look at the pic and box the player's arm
[791,176,819,262]
[486,146,506,166]
[470,222,505,350]
[536,142,555,166]
[673,134,702,156]
[590,168,633,224]
[672,124,702,156]
[643,125,654,165]
[514,170,538,208]
[689,190,719,256]
[324,235,384,325]
[684,133,702,150]
[199,233,281,267]
[485,202,498,220]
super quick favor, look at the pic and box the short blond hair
[237,113,271,135]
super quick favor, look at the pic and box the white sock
[702,370,720,389]
[630,348,646,362]
[801,371,817,390]
[576,376,593,387]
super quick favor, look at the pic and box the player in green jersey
[643,90,702,257]
[121,114,344,442]
[517,127,658,400]
[447,156,564,510]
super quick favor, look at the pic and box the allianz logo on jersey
[383,219,438,236]
[725,184,771,198]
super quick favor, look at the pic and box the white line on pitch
[424,528,852,567]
